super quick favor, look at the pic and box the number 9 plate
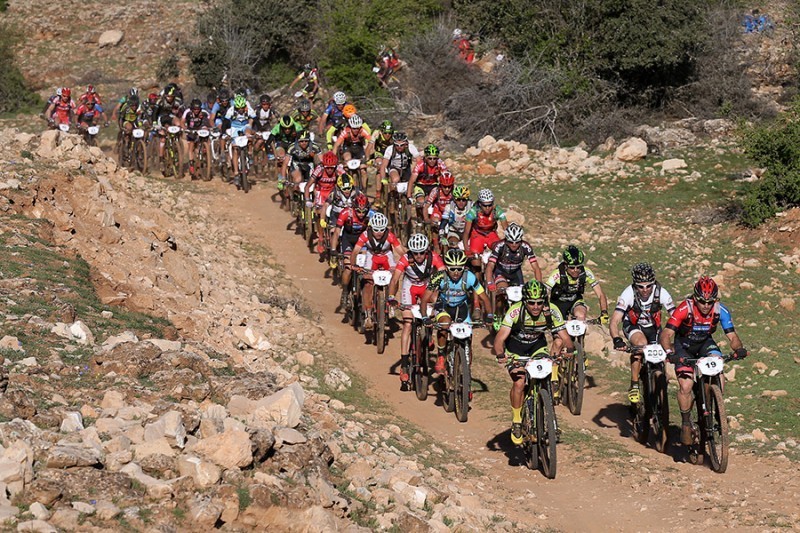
[525,358,553,379]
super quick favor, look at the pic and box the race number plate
[696,355,724,376]
[87,126,99,135]
[643,344,667,363]
[197,129,210,138]
[346,159,361,170]
[395,182,408,194]
[234,135,249,148]
[526,358,553,379]
[132,128,145,139]
[566,320,586,337]
[167,125,181,134]
[58,124,70,132]
[450,323,473,339]
[506,286,522,302]
[372,270,392,286]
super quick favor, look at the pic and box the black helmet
[259,94,271,104]
[631,263,656,284]
[190,98,202,110]
[562,245,584,266]
[218,89,230,100]
[298,99,312,112]
[298,130,312,142]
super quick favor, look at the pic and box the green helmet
[453,185,470,200]
[443,248,468,268]
[523,279,548,301]
[298,129,312,141]
[280,115,295,129]
[380,120,394,134]
[562,245,584,266]
[424,144,439,157]
[233,95,247,109]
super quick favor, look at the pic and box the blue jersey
[429,270,483,307]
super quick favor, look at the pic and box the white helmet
[452,28,462,39]
[408,233,429,253]
[478,188,494,204]
[348,114,363,128]
[333,91,347,105]
[505,223,524,243]
[56,88,62,97]
[369,212,388,232]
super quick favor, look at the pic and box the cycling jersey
[466,205,506,236]
[51,98,76,124]
[373,133,393,158]
[666,298,735,344]
[356,230,401,255]
[428,270,483,307]
[412,158,448,187]
[75,105,100,124]
[253,107,277,132]
[270,122,303,145]
[323,101,345,126]
[397,252,444,285]
[287,140,319,166]
[489,240,537,275]
[326,188,360,222]
[225,107,255,133]
[336,207,370,236]
[501,303,565,357]
[310,164,345,192]
[383,143,420,172]
[182,109,210,130]
[155,97,183,124]
[545,265,600,303]
[440,200,473,235]
[140,102,158,124]
[290,109,319,131]
[425,186,453,217]
[119,102,140,124]
[340,126,371,147]
[615,284,675,330]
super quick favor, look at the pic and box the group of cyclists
[42,79,751,453]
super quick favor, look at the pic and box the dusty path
[194,181,798,531]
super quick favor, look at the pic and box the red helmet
[693,276,719,303]
[87,84,95,94]
[61,87,71,98]
[354,193,369,213]
[322,151,339,167]
[148,93,158,103]
[439,171,455,187]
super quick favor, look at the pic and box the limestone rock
[60,412,84,433]
[177,455,221,488]
[0,336,23,352]
[45,445,103,468]
[193,430,252,469]
[98,30,124,48]
[661,158,687,172]
[614,137,648,162]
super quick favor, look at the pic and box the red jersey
[425,186,453,215]
[340,126,371,147]
[356,230,401,255]
[52,98,76,124]
[311,164,345,192]
[412,158,448,187]
[336,207,369,235]
[396,251,445,285]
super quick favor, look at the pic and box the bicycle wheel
[537,388,558,479]
[133,139,147,173]
[567,342,585,415]
[706,383,729,473]
[239,149,251,192]
[173,139,184,178]
[413,326,429,401]
[200,143,212,181]
[375,288,386,354]
[454,344,470,423]
[652,369,669,454]
[631,371,649,445]
[523,391,539,471]
[303,205,314,244]
[253,147,267,179]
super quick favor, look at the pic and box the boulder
[193,430,252,469]
[45,445,103,468]
[119,463,174,498]
[250,387,303,428]
[661,158,687,172]
[177,455,222,487]
[614,137,648,162]
[60,412,84,433]
[0,336,23,352]
[98,30,124,48]
[36,130,59,159]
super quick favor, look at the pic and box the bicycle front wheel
[537,388,558,479]
[413,326,429,402]
[523,391,538,471]
[454,343,470,423]
[706,382,729,473]
[375,288,386,354]
[567,340,585,415]
[652,369,669,453]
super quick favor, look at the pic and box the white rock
[250,386,303,428]
[177,455,221,488]
[60,412,84,433]
[145,339,182,352]
[275,427,307,445]
[661,158,688,172]
[101,331,138,350]
[69,321,93,345]
[193,430,252,469]
[119,463,173,498]
[98,30,124,48]
[614,137,648,162]
[29,503,50,521]
[71,501,95,514]
[0,336,23,352]
[101,390,125,411]
[16,520,56,532]
[324,368,352,391]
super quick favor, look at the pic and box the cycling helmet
[56,88,62,97]
[443,249,468,268]
[693,276,719,302]
[298,130,312,141]
[190,98,202,110]
[408,233,429,253]
[128,95,139,107]
[380,120,393,134]
[505,223,524,243]
[259,94,272,104]
[322,151,339,167]
[562,245,584,266]
[280,115,295,128]
[392,131,408,144]
[424,144,439,157]
[337,173,354,191]
[348,114,363,128]
[298,99,311,112]
[453,185,470,200]
[333,91,347,105]
[369,212,388,232]
[523,280,548,302]
[62,87,71,98]
[218,89,230,100]
[354,192,369,213]
[233,95,247,109]
[439,171,455,187]
[148,93,158,103]
[478,189,494,205]
[342,104,357,119]
[129,87,139,98]
[453,28,463,39]
[303,63,313,72]
[87,85,95,94]
[631,262,656,284]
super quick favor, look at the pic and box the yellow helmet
[337,173,355,191]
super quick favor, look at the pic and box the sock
[681,409,692,425]
[630,380,638,389]
[400,354,410,370]
[512,407,522,424]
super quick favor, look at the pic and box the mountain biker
[75,98,107,131]
[270,115,303,181]
[140,93,159,129]
[224,95,255,185]
[46,87,76,127]
[41,87,62,119]
[333,114,373,162]
[378,131,420,208]
[439,185,473,251]
[79,85,103,107]
[289,63,320,101]
[111,87,139,127]
[116,94,141,135]
[181,98,211,178]
[252,94,277,142]
[373,120,394,159]
[308,151,347,256]
[661,276,748,446]
[387,234,445,391]
[485,223,541,325]
[350,213,405,329]
[210,89,232,130]
[282,130,320,205]
[290,99,319,132]
[318,91,348,136]
[493,279,573,445]
[419,249,491,376]
[331,192,372,306]
[453,29,475,63]
[422,170,456,251]
[326,174,361,265]
[609,262,677,405]
[545,245,609,324]
[463,188,508,275]
[408,144,448,207]
[324,115,348,151]
[376,47,402,88]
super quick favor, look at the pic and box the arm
[388,269,403,299]
[660,327,676,353]
[493,325,511,359]
[462,219,473,251]
[726,331,745,353]
[419,288,436,316]
[477,290,491,315]
[349,243,364,269]
[609,309,625,342]
[318,113,329,135]
[529,258,542,282]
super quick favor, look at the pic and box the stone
[119,463,173,498]
[761,390,788,398]
[275,427,307,445]
[0,504,18,521]
[753,361,768,374]
[60,412,84,433]
[29,502,50,521]
[779,298,795,311]
[476,163,497,175]
[227,395,255,416]
[36,130,59,158]
[45,445,102,468]
[133,438,175,459]
[294,350,315,367]
[71,501,95,514]
[752,429,769,442]
[16,357,37,367]
[0,440,33,497]
[177,455,221,488]
[324,368,351,392]
[145,339,182,352]
[49,509,79,530]
[193,430,252,469]
[0,336,23,352]
[98,30,124,48]
[614,137,648,162]
[69,321,93,345]
[188,498,224,528]
[16,520,56,533]
[101,332,138,351]
[251,387,303,428]
[661,158,687,172]
[101,390,126,411]
[94,501,120,520]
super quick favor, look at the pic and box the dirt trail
[193,182,798,531]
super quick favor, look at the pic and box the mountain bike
[388,182,411,244]
[629,343,669,453]
[560,317,599,416]
[400,304,433,401]
[190,129,213,181]
[252,131,276,181]
[490,284,522,333]
[161,125,184,179]
[78,124,100,147]
[344,254,366,333]
[513,347,559,479]
[358,268,392,354]
[210,130,229,182]
[130,127,148,174]
[228,132,251,192]
[434,320,484,422]
[346,158,369,195]
[686,354,730,473]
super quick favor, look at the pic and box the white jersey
[615,285,676,329]
[383,143,420,170]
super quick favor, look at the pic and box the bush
[156,54,180,83]
[738,100,800,226]
[0,24,40,113]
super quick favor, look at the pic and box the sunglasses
[635,283,655,290]
[455,197,468,202]
[525,299,546,306]
[695,297,716,305]
[567,265,583,270]
[447,267,464,273]
[479,202,493,208]
[411,251,427,257]
[324,166,336,170]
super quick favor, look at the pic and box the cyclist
[270,115,303,181]
[75,98,107,131]
[326,173,361,260]
[282,130,320,205]
[661,276,748,445]
[439,185,472,251]
[288,63,320,101]
[378,131,420,208]
[181,98,211,178]
[79,85,103,107]
[420,249,491,375]
[350,213,405,329]
[333,114,373,162]
[387,234,445,391]
[545,245,609,324]
[375,47,402,88]
[224,95,255,185]
[331,192,372,307]
[111,87,139,127]
[41,87,62,119]
[210,89,232,162]
[140,93,159,129]
[308,151,346,256]
[290,99,319,132]
[116,94,141,135]
[253,94,277,145]
[407,144,448,208]
[318,91,348,136]
[422,170,456,251]
[46,87,75,128]
[373,120,394,159]
[463,188,508,276]
[493,280,573,445]
[485,223,541,325]
[609,262,676,405]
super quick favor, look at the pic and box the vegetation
[0,24,40,113]
[156,54,180,83]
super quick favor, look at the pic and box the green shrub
[0,24,40,113]
[156,54,180,83]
